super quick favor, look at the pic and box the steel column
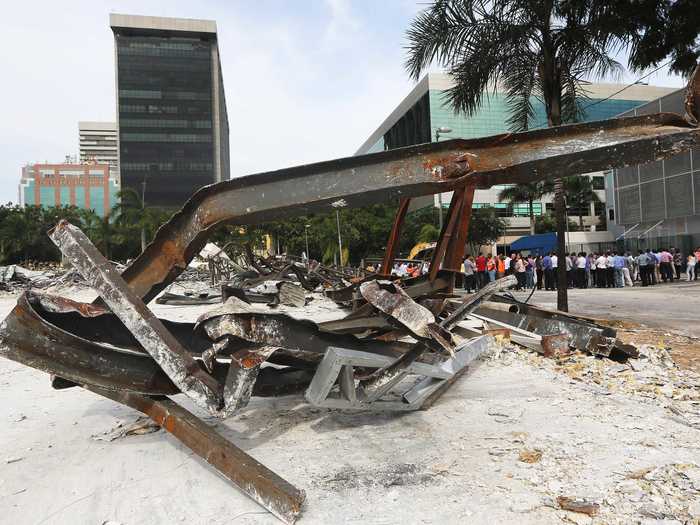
[379,197,411,276]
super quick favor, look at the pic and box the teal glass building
[356,73,675,237]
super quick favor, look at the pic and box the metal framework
[0,69,698,524]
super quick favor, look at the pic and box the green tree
[497,181,553,234]
[466,206,507,255]
[405,0,645,311]
[79,209,116,260]
[111,188,171,256]
[599,0,699,76]
[417,223,440,243]
[564,175,601,230]
[535,212,577,234]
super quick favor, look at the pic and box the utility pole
[335,209,343,266]
[304,224,310,266]
[434,127,452,230]
[141,171,149,253]
[331,200,347,267]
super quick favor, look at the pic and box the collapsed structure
[0,68,698,524]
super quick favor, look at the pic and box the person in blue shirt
[646,249,657,285]
[637,251,649,286]
[613,252,626,288]
[542,253,554,290]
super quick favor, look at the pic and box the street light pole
[564,196,570,253]
[331,199,347,267]
[335,209,343,266]
[141,165,157,253]
[434,127,452,230]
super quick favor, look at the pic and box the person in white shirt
[687,254,696,281]
[576,253,586,288]
[595,254,607,288]
[622,252,634,287]
[605,252,615,288]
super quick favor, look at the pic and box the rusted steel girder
[429,185,464,282]
[119,111,700,303]
[445,183,476,273]
[379,197,411,277]
[88,387,305,524]
[49,220,224,415]
[0,292,178,395]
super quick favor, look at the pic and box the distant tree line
[0,190,507,266]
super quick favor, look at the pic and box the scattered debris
[602,463,700,522]
[315,463,441,490]
[556,496,600,516]
[5,457,24,464]
[0,75,699,524]
[487,405,524,423]
[518,449,543,463]
[91,417,161,442]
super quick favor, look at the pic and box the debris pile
[0,76,699,524]
[157,244,359,307]
[0,264,65,292]
[602,463,700,522]
[478,317,700,433]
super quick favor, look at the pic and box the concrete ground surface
[0,284,699,524]
[506,279,700,338]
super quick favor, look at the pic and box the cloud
[0,0,686,208]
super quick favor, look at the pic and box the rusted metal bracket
[441,275,518,331]
[88,386,305,524]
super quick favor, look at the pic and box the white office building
[79,121,119,181]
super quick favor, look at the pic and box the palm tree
[111,188,149,253]
[564,176,601,231]
[405,0,627,311]
[497,180,553,234]
[79,209,115,259]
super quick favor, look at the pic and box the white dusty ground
[1,289,700,525]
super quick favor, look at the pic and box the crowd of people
[460,247,700,292]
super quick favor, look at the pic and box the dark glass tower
[110,14,230,208]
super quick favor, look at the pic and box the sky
[0,0,688,205]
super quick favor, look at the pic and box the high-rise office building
[110,14,230,208]
[79,121,119,180]
[356,73,675,240]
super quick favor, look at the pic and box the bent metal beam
[122,108,700,303]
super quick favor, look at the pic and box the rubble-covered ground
[1,284,700,525]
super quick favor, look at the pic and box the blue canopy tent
[509,232,557,256]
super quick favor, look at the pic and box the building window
[592,176,605,190]
[472,202,542,217]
